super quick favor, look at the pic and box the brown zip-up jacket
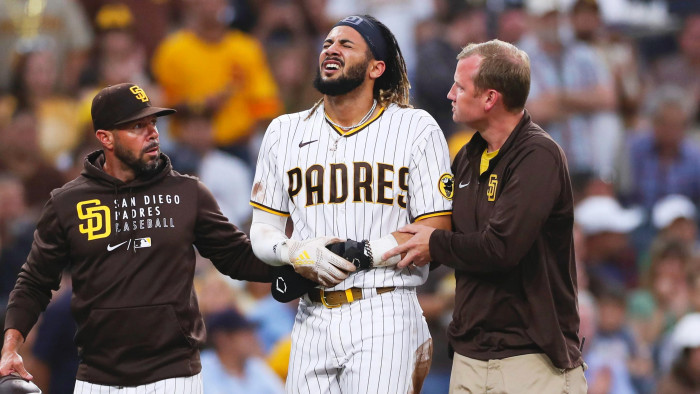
[430,111,583,369]
[4,150,272,386]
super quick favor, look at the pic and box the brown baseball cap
[91,83,175,131]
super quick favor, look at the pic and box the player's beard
[313,57,369,96]
[114,141,161,177]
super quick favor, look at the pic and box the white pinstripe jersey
[251,103,452,289]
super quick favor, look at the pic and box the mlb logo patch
[134,237,152,249]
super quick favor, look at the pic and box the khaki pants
[449,352,587,394]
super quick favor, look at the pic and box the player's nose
[325,41,342,56]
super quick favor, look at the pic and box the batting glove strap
[368,234,401,267]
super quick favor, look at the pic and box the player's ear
[95,129,115,150]
[368,60,385,80]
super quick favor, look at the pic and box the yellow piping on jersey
[250,201,291,217]
[414,211,452,222]
[326,107,387,137]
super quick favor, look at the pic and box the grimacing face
[313,26,372,96]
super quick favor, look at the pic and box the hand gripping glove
[286,236,356,287]
[325,240,373,270]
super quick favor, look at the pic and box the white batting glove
[284,237,357,287]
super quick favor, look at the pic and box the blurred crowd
[1,0,700,392]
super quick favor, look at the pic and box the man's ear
[484,89,499,112]
[95,129,114,151]
[368,60,386,81]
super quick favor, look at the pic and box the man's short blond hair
[458,39,530,112]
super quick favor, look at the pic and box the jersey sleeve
[408,116,453,221]
[250,118,290,216]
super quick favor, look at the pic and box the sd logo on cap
[91,83,175,132]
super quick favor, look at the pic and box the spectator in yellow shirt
[152,0,282,163]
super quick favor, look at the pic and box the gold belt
[307,286,396,308]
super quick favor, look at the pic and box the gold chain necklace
[324,99,377,131]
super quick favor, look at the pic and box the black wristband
[325,239,373,270]
[344,239,372,270]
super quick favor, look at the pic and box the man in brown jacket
[386,40,587,393]
[0,83,273,391]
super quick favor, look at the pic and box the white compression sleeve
[369,234,401,267]
[250,209,290,266]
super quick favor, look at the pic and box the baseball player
[249,15,452,393]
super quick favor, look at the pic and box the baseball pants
[286,287,433,394]
[74,373,202,394]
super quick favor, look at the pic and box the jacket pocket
[77,304,192,379]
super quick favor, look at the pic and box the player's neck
[323,88,377,128]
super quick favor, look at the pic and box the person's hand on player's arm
[384,224,436,268]
[327,216,450,270]
[250,209,355,287]
[0,329,32,380]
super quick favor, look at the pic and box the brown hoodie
[5,150,271,385]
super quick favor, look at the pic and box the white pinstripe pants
[74,373,202,394]
[286,287,432,394]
